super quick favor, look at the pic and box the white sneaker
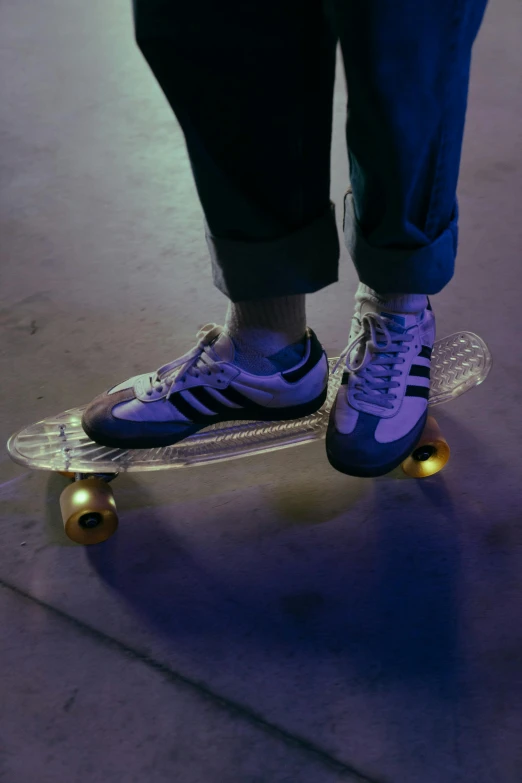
[326,299,435,477]
[82,323,329,449]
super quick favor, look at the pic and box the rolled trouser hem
[205,202,340,302]
[343,191,458,296]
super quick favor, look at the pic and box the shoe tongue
[206,330,236,363]
[360,300,421,331]
[379,309,420,330]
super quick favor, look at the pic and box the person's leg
[133,0,339,367]
[326,0,489,477]
[133,0,340,365]
[332,0,489,295]
[82,1,339,449]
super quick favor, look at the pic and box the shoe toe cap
[326,409,428,477]
[81,388,134,443]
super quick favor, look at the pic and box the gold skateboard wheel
[58,471,75,479]
[401,415,450,478]
[59,478,118,545]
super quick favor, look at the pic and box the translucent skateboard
[7,332,491,546]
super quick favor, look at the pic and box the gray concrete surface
[1,0,521,781]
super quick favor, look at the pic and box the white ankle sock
[224,294,307,355]
[224,294,307,374]
[356,283,428,314]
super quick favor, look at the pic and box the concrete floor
[1,0,521,781]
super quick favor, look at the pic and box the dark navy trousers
[133,0,489,301]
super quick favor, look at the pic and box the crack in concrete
[0,578,383,783]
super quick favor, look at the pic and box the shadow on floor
[37,409,515,703]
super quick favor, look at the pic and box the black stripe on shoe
[419,345,432,360]
[169,391,220,423]
[405,385,430,399]
[218,385,259,408]
[170,381,328,424]
[189,386,241,416]
[170,383,263,423]
[282,327,325,383]
[409,365,430,379]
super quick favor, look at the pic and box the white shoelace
[146,323,225,397]
[333,313,414,410]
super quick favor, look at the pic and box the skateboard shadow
[84,411,514,698]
